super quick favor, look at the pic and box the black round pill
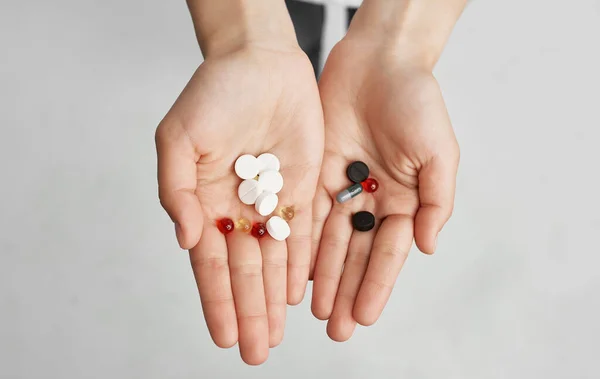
[352,211,375,232]
[346,161,370,183]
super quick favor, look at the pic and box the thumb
[155,121,203,250]
[414,154,458,255]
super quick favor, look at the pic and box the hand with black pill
[310,0,464,343]
[155,0,324,366]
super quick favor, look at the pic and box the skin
[155,1,323,365]
[156,0,466,366]
[311,0,466,341]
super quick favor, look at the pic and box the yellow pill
[279,206,295,222]
[235,218,252,232]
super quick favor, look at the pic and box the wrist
[187,0,299,58]
[346,0,467,70]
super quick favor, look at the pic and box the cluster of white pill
[234,153,290,241]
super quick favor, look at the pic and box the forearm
[186,0,298,58]
[347,0,468,69]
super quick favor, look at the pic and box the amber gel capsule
[235,218,252,232]
[336,183,363,203]
[279,206,295,221]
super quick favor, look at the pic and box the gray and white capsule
[336,183,363,203]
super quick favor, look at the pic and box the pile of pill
[235,153,282,214]
[227,153,291,241]
[219,157,378,238]
[337,161,379,203]
[337,161,379,232]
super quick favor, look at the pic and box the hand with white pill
[155,0,323,366]
[310,0,463,343]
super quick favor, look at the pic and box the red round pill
[251,222,267,239]
[361,178,379,193]
[217,218,234,234]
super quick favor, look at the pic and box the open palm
[156,46,323,364]
[311,41,459,341]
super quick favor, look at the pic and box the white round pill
[258,170,284,194]
[238,179,263,205]
[255,191,278,216]
[257,153,281,173]
[266,216,291,241]
[234,154,260,180]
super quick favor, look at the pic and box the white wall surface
[1,1,599,378]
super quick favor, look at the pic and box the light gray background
[1,0,599,378]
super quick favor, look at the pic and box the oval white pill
[238,179,262,205]
[266,216,290,241]
[255,191,278,216]
[234,154,260,180]
[257,153,281,173]
[258,170,284,194]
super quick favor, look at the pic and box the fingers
[286,206,312,305]
[310,186,333,280]
[259,237,287,347]
[326,228,375,342]
[227,232,269,365]
[190,224,237,348]
[311,208,353,320]
[156,122,203,249]
[414,155,458,254]
[353,214,413,326]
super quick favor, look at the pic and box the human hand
[155,2,323,365]
[310,6,461,341]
